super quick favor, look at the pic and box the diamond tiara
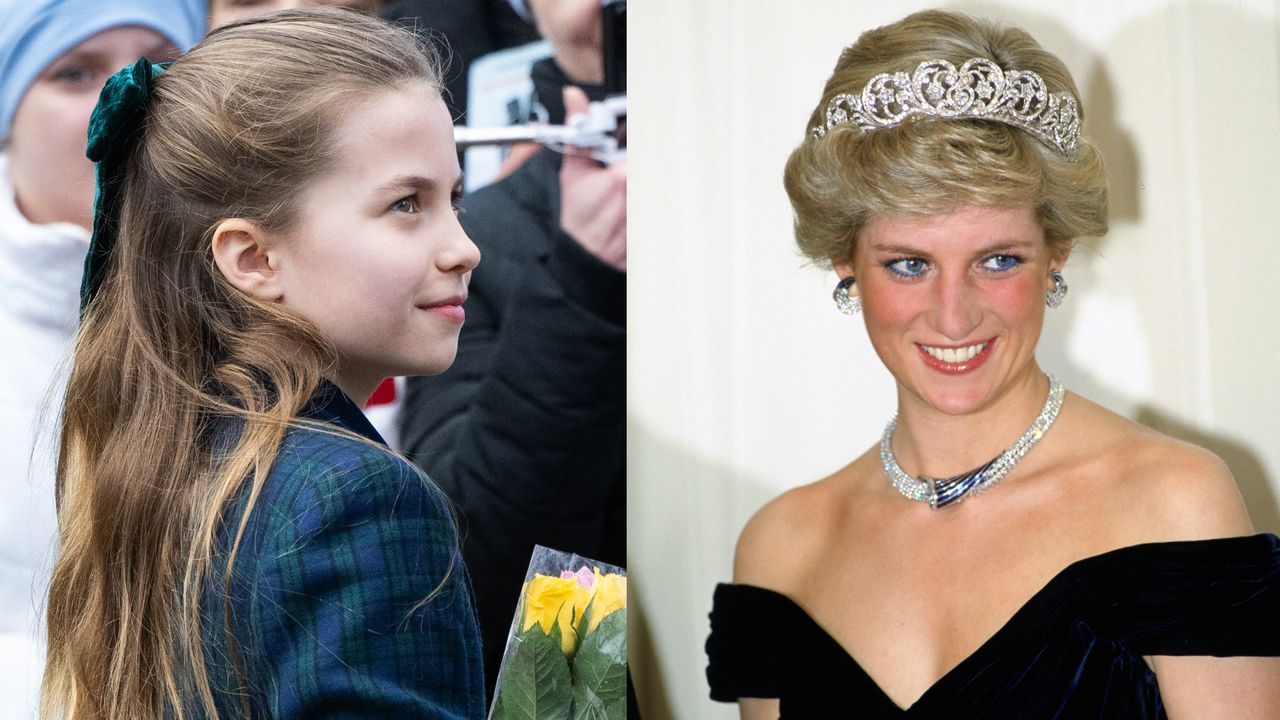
[809,57,1081,159]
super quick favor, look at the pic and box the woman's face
[841,206,1064,417]
[7,26,176,229]
[269,83,480,401]
[208,0,379,29]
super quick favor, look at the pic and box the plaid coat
[201,382,485,719]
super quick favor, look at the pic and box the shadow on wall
[1011,0,1280,534]
[628,418,778,720]
[1135,408,1280,532]
[629,583,675,720]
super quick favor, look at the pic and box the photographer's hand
[559,85,626,271]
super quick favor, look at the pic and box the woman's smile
[917,338,995,374]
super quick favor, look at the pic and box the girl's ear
[210,218,285,302]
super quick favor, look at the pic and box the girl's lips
[422,304,465,323]
[917,338,995,375]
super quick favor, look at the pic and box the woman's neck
[889,364,1053,479]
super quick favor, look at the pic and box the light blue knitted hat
[0,0,206,139]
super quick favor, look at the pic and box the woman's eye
[981,254,1022,272]
[886,257,928,278]
[391,196,419,214]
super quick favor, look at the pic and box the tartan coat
[200,381,485,719]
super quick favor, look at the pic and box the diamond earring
[833,276,861,314]
[1046,269,1068,308]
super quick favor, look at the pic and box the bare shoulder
[732,457,868,592]
[1067,394,1254,542]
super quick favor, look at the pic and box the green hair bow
[80,57,170,314]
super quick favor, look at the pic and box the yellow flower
[587,568,627,633]
[522,573,592,655]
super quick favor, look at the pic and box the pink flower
[559,566,595,589]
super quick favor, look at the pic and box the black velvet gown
[706,534,1280,718]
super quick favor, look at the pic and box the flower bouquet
[489,546,627,720]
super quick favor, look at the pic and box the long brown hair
[42,9,443,719]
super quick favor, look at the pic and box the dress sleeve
[1085,534,1280,657]
[225,437,486,719]
[706,583,794,702]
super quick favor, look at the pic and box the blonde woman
[707,10,1280,719]
[44,9,484,718]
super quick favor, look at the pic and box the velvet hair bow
[80,57,170,314]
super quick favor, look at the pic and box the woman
[706,10,1280,718]
[0,1,203,715]
[43,9,483,718]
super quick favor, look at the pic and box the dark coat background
[381,0,540,122]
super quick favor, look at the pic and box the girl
[43,9,484,718]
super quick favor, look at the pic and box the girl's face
[208,0,379,29]
[271,83,479,402]
[7,26,176,229]
[841,206,1063,417]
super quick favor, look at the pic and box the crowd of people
[0,0,625,717]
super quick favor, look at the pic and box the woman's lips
[917,338,995,375]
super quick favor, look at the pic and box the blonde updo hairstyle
[784,10,1108,268]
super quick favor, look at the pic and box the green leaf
[570,610,627,720]
[576,594,598,642]
[491,627,574,720]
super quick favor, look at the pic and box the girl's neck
[889,364,1052,479]
[326,372,376,409]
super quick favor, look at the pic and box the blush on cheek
[989,274,1045,322]
[860,279,925,328]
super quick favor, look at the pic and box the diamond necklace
[880,375,1066,509]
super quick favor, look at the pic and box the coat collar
[300,379,388,447]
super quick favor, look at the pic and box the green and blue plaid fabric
[201,382,485,718]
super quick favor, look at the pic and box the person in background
[0,1,204,716]
[208,0,380,29]
[398,0,627,703]
[381,0,540,122]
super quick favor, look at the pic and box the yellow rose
[522,573,592,655]
[586,568,627,633]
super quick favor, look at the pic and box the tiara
[809,57,1081,159]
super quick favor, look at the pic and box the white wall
[628,1,1280,717]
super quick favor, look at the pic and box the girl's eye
[981,254,1022,272]
[886,257,928,278]
[391,196,419,214]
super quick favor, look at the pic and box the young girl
[42,9,484,719]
